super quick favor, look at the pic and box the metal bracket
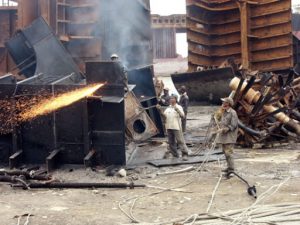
[46,149,61,173]
[9,150,23,169]
[84,150,96,168]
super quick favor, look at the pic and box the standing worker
[214,97,238,178]
[157,94,189,160]
[111,54,129,90]
[179,86,189,133]
[159,87,171,106]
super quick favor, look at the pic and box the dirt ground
[1,106,300,225]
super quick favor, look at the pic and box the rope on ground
[17,216,21,225]
[23,213,31,225]
[193,118,215,155]
[118,141,217,224]
[229,176,291,225]
[206,159,222,213]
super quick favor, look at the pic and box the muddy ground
[0,106,300,225]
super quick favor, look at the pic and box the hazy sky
[150,0,186,15]
[150,0,187,57]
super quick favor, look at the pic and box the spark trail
[20,83,104,121]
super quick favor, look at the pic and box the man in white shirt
[158,95,189,161]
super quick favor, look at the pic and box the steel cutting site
[0,0,300,224]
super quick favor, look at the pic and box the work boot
[226,168,234,179]
[221,168,228,173]
[163,152,171,159]
[182,154,188,161]
[171,151,180,158]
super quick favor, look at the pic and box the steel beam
[9,150,23,169]
[46,149,61,173]
[83,150,96,168]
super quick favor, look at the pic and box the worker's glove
[174,106,180,113]
[221,127,230,133]
[174,107,183,115]
[210,129,219,135]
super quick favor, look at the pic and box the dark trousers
[222,144,235,170]
[181,110,187,132]
[167,129,188,157]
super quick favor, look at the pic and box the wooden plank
[148,154,225,167]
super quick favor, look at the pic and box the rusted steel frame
[236,1,250,70]
[186,1,237,11]
[231,77,300,135]
[187,14,239,26]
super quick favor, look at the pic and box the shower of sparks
[19,83,104,122]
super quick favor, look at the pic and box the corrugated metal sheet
[186,0,293,72]
[152,28,177,59]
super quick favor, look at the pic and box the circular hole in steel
[133,119,146,134]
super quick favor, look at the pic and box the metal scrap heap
[230,71,300,147]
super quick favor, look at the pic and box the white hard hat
[111,54,119,59]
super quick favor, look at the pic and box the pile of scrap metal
[0,17,164,171]
[174,0,295,104]
[229,70,300,147]
[0,168,145,190]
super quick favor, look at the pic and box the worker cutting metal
[111,53,129,91]
[212,97,238,178]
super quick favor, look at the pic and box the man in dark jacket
[159,88,171,106]
[179,86,189,132]
[111,54,128,90]
[214,97,238,177]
